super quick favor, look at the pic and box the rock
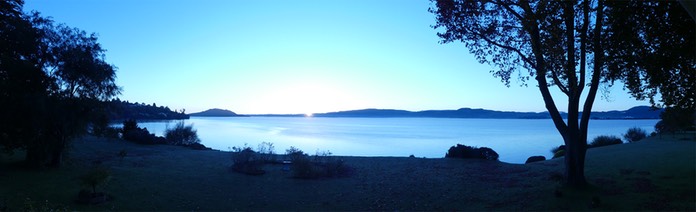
[525,156,546,164]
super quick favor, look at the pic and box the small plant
[230,145,264,175]
[291,154,317,179]
[623,127,647,142]
[589,135,623,148]
[286,147,353,179]
[78,166,112,204]
[117,149,127,163]
[164,121,201,146]
[23,198,69,211]
[257,142,275,162]
[122,119,138,133]
[551,145,565,158]
[445,144,499,161]
[313,150,332,163]
[286,146,305,162]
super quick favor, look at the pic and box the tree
[430,0,696,187]
[430,0,694,187]
[0,1,120,167]
[0,0,52,158]
[431,0,602,187]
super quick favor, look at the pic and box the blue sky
[24,0,649,114]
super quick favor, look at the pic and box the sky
[23,0,650,115]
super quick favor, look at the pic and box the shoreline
[1,133,693,210]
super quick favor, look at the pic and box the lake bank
[0,132,693,210]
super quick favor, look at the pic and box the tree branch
[581,0,605,140]
[473,31,537,69]
[550,70,570,95]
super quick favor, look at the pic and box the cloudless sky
[24,0,649,115]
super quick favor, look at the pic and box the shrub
[291,154,317,179]
[286,146,305,162]
[551,145,565,158]
[121,119,166,145]
[479,147,499,161]
[80,166,111,194]
[117,149,127,162]
[257,142,275,162]
[525,156,546,164]
[122,119,138,133]
[589,135,623,148]
[320,158,353,178]
[186,143,211,150]
[230,145,264,175]
[445,144,499,161]
[164,121,201,146]
[286,147,353,179]
[122,128,165,145]
[660,107,696,132]
[102,127,122,139]
[623,127,647,142]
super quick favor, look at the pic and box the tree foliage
[0,0,120,167]
[603,1,695,110]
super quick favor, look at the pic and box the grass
[0,133,694,210]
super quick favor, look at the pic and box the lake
[133,117,659,164]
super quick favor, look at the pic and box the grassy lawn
[0,133,694,211]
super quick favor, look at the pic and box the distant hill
[189,108,245,117]
[306,106,662,119]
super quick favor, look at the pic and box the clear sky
[23,0,649,115]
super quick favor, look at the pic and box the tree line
[104,98,189,121]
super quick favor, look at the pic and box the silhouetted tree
[1,0,53,159]
[430,0,693,187]
[0,1,120,167]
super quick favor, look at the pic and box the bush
[589,135,623,148]
[551,145,565,158]
[286,147,353,179]
[122,119,138,133]
[286,146,305,162]
[290,154,317,179]
[164,121,201,146]
[121,119,166,145]
[122,128,165,145]
[623,127,647,142]
[79,166,111,194]
[445,144,499,161]
[525,156,546,164]
[230,145,264,175]
[257,142,275,162]
[659,107,696,132]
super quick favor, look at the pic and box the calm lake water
[134,117,658,164]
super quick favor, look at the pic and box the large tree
[0,0,120,167]
[430,0,693,187]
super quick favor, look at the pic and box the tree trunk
[24,145,46,168]
[564,128,588,187]
[48,145,64,167]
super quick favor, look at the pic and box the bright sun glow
[248,79,370,114]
